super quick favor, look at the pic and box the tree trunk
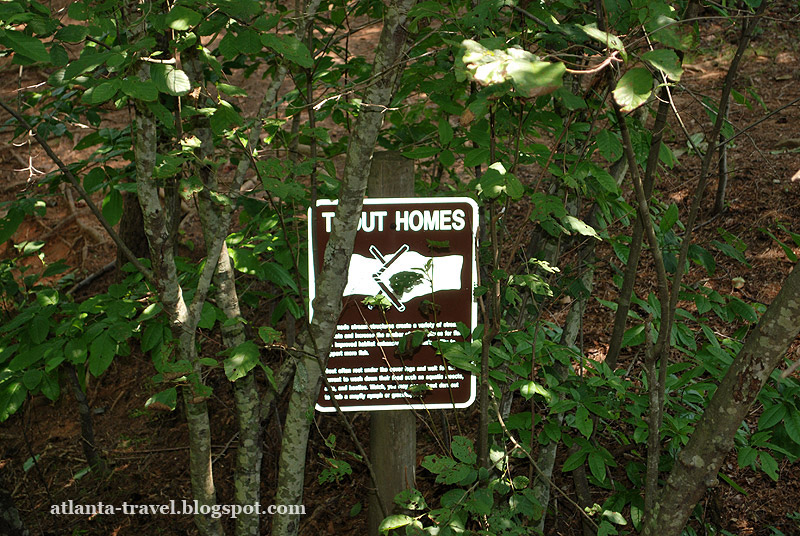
[367,152,416,536]
[66,363,107,474]
[133,78,223,536]
[116,190,149,272]
[271,2,417,535]
[642,259,800,536]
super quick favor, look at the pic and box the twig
[67,260,116,296]
[0,99,155,285]
[64,186,105,244]
[317,362,390,519]
[492,400,599,529]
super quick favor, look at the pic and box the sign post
[308,153,477,534]
[309,197,478,411]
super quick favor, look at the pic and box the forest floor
[2,2,800,535]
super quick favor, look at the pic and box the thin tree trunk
[271,2,416,535]
[605,93,670,369]
[642,259,800,536]
[116,190,149,272]
[133,79,223,536]
[713,100,730,214]
[216,248,262,536]
[66,363,107,474]
[182,43,263,535]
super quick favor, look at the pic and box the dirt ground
[2,2,800,535]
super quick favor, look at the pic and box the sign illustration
[341,244,464,311]
[309,198,478,412]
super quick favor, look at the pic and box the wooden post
[367,151,417,536]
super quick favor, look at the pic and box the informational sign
[309,198,478,412]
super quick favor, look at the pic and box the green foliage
[387,437,543,535]
[0,0,789,533]
[0,249,147,421]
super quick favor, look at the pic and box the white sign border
[308,197,479,412]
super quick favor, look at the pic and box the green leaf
[145,387,177,411]
[23,454,40,472]
[165,6,201,31]
[561,215,599,239]
[660,203,679,233]
[438,119,454,145]
[595,129,622,162]
[468,487,493,515]
[394,489,427,511]
[784,410,800,446]
[459,40,564,97]
[141,322,164,352]
[9,348,42,371]
[580,24,626,55]
[64,50,111,80]
[613,68,653,112]
[209,100,243,134]
[0,382,26,421]
[0,205,25,243]
[464,147,489,168]
[28,314,50,344]
[728,297,757,323]
[759,451,778,481]
[65,339,87,364]
[402,146,440,159]
[40,370,60,400]
[738,446,758,468]
[555,87,587,110]
[647,14,683,50]
[2,30,51,63]
[575,406,593,438]
[451,436,477,465]
[89,332,116,377]
[519,380,551,400]
[712,239,750,266]
[22,369,43,390]
[102,188,123,227]
[216,82,248,97]
[621,324,645,347]
[73,466,92,480]
[562,448,588,472]
[224,341,260,382]
[120,78,158,101]
[55,25,88,43]
[261,34,313,68]
[81,81,117,105]
[150,64,192,96]
[602,510,627,525]
[379,514,413,533]
[438,149,455,167]
[642,49,683,81]
[198,302,217,330]
[261,261,298,292]
[479,162,521,199]
[688,244,716,276]
[759,403,787,430]
[506,58,565,98]
[588,451,606,482]
[258,326,281,345]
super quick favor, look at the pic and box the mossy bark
[642,260,800,536]
[271,2,417,535]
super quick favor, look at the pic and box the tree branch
[0,99,155,284]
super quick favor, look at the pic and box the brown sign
[309,198,478,411]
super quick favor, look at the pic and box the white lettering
[452,208,465,230]
[321,212,336,232]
